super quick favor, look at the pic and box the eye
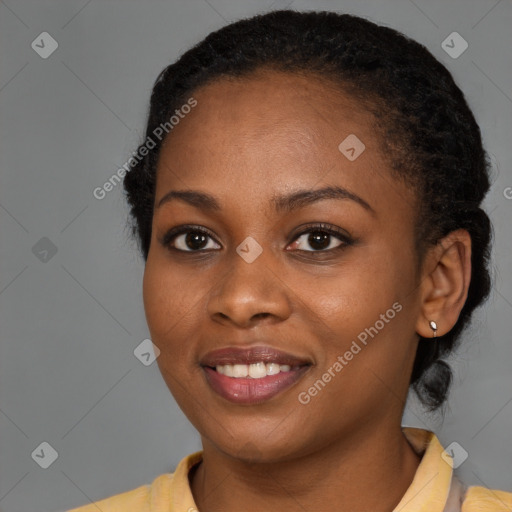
[161,223,352,254]
[162,225,221,252]
[288,223,352,252]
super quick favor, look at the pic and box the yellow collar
[393,427,456,511]
[164,427,455,511]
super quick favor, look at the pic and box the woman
[69,9,511,512]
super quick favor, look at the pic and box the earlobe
[415,229,472,338]
[428,320,438,338]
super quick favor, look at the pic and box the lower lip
[203,366,310,404]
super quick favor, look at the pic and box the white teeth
[232,364,249,377]
[266,363,280,375]
[214,362,295,378]
[249,362,267,378]
[223,364,234,377]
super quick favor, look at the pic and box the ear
[415,229,472,338]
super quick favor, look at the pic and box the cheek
[299,246,417,377]
[143,258,206,402]
[302,251,402,326]
[142,255,201,343]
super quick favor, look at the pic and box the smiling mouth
[212,361,299,378]
[203,365,311,404]
[200,346,312,404]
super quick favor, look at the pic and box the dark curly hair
[123,10,492,411]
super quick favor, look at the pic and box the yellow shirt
[68,427,512,511]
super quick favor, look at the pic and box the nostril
[252,312,270,320]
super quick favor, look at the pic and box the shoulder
[66,473,173,512]
[462,485,512,511]
[66,451,202,512]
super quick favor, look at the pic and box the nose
[206,249,292,328]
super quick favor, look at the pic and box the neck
[190,423,422,512]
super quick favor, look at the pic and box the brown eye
[163,226,221,252]
[288,223,352,253]
[292,230,344,251]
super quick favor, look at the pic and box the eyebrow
[156,185,375,215]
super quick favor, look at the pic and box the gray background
[0,0,510,511]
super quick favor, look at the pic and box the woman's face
[143,70,424,462]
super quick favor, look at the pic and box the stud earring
[429,320,438,338]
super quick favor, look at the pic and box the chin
[203,425,312,465]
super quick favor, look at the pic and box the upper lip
[200,345,312,367]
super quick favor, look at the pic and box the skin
[143,69,472,512]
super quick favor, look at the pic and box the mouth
[200,346,312,405]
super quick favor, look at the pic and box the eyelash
[161,223,354,254]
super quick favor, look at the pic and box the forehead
[165,69,375,154]
[155,69,415,217]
